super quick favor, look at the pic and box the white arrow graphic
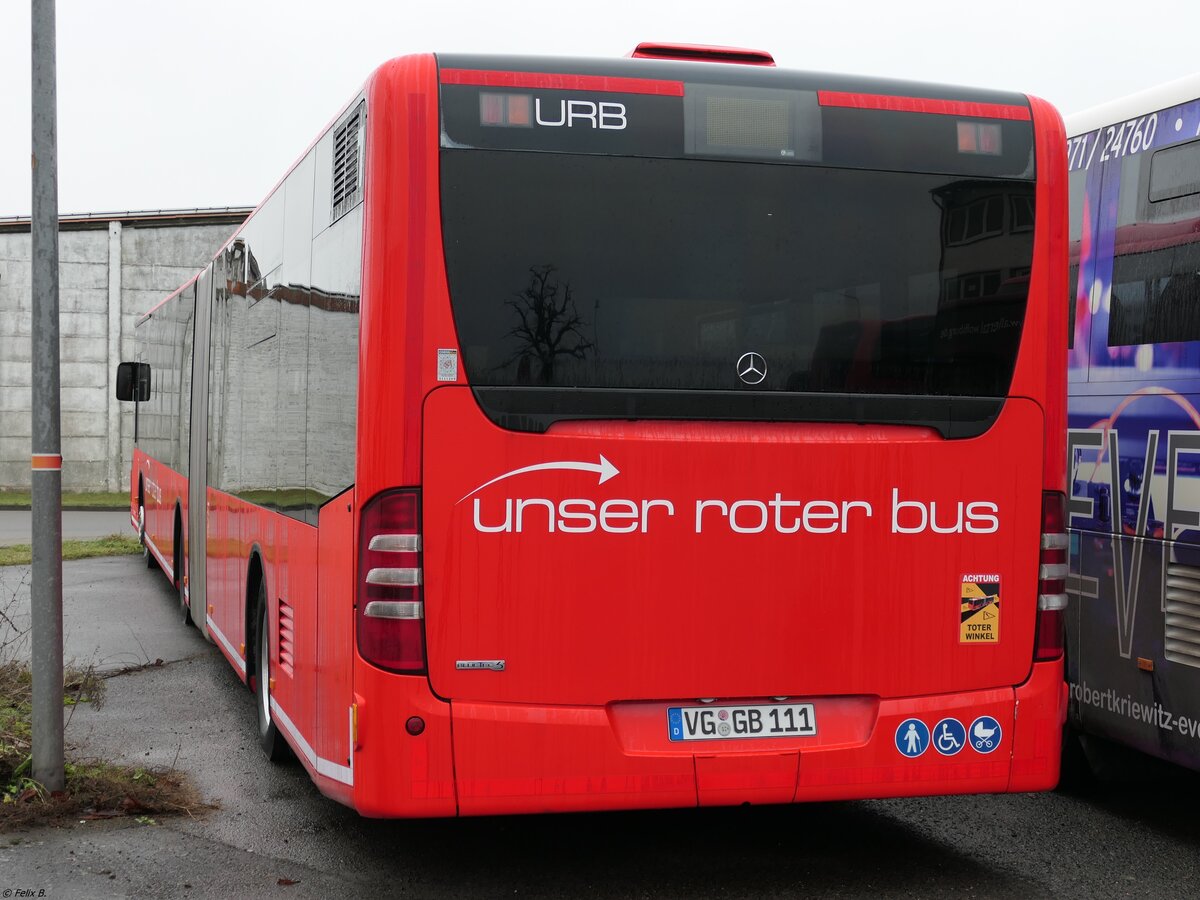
[457,455,619,504]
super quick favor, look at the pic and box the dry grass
[0,660,204,827]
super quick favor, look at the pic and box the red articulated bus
[116,43,1068,817]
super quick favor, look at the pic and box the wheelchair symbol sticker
[895,718,930,758]
[969,715,1002,753]
[932,718,966,756]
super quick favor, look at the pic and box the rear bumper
[350,658,1066,817]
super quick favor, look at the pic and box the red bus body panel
[134,448,187,585]
[423,392,1044,704]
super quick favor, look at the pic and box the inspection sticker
[960,574,1000,643]
[437,348,459,382]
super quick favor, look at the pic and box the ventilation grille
[1165,562,1200,668]
[278,598,295,677]
[331,101,365,223]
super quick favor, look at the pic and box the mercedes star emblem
[736,351,767,385]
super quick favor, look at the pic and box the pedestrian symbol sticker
[932,717,966,756]
[895,718,930,758]
[969,715,1002,753]
[961,574,1000,643]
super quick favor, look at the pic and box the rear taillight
[357,489,426,673]
[1035,491,1068,661]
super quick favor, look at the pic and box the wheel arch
[244,544,268,681]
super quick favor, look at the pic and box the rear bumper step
[446,660,1065,815]
[346,659,1065,816]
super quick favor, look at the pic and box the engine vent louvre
[1165,562,1200,668]
[331,101,365,223]
[278,597,295,677]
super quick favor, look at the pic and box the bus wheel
[1057,726,1094,791]
[1061,728,1179,790]
[139,503,155,570]
[178,573,192,627]
[254,585,289,762]
[174,529,190,626]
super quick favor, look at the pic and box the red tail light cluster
[629,42,776,66]
[1035,491,1068,661]
[357,490,426,673]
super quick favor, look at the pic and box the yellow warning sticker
[960,574,1000,643]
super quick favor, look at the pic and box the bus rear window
[441,151,1034,423]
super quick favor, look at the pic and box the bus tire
[254,585,289,762]
[178,577,192,626]
[173,512,190,626]
[139,500,155,570]
[1057,726,1094,792]
[1078,732,1183,785]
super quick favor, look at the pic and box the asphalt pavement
[0,554,198,672]
[0,509,133,546]
[2,554,1200,898]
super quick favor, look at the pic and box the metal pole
[30,0,64,793]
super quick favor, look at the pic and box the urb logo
[535,98,628,130]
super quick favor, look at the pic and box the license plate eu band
[667,703,817,742]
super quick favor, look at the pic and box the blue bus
[1067,74,1200,774]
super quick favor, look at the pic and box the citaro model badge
[456,660,505,671]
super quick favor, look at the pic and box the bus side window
[1106,142,1200,351]
[1151,272,1200,343]
[1108,281,1147,347]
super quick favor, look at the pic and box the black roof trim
[435,53,1030,110]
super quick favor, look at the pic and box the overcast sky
[1,0,1197,217]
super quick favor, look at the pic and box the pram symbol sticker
[894,718,930,758]
[960,574,1000,643]
[932,717,966,756]
[969,715,1002,753]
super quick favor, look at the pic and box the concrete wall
[0,213,248,492]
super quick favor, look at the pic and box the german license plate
[667,703,817,742]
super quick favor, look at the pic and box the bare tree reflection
[503,265,594,384]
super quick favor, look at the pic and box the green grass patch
[0,660,201,827]
[0,534,141,568]
[0,491,129,510]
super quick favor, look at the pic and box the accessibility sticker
[895,718,930,758]
[969,715,1003,753]
[960,574,1000,643]
[932,717,966,756]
